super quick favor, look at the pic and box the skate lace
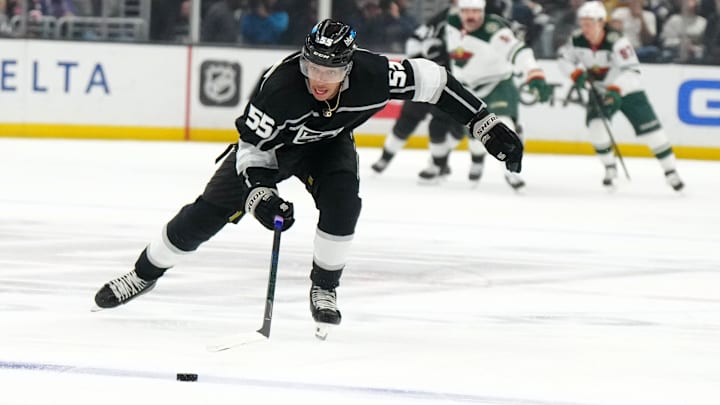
[311,287,337,311]
[109,272,148,301]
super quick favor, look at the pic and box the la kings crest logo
[199,60,241,107]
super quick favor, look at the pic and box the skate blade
[314,323,336,341]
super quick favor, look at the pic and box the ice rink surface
[0,137,719,405]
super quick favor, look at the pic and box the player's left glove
[602,86,622,118]
[469,110,523,173]
[527,71,551,103]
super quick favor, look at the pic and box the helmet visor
[299,56,351,83]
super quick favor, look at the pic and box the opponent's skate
[602,164,618,189]
[310,284,341,340]
[504,172,526,191]
[371,158,390,174]
[469,154,485,182]
[664,169,684,191]
[93,270,157,310]
[468,162,484,182]
[371,150,395,174]
[418,163,451,183]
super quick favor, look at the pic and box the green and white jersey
[445,14,541,97]
[558,28,642,95]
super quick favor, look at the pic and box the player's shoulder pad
[484,14,513,31]
[604,27,623,45]
[257,51,303,95]
[447,13,462,30]
[570,29,588,47]
[351,49,394,80]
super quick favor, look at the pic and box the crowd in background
[2,0,720,64]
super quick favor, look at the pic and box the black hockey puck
[176,373,198,382]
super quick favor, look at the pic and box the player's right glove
[469,110,523,173]
[570,68,588,90]
[245,187,295,231]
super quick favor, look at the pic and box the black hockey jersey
[405,7,452,68]
[233,49,486,184]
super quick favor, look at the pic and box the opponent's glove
[527,71,551,103]
[469,110,523,173]
[602,86,622,118]
[245,187,294,231]
[570,68,587,90]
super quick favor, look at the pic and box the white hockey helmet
[458,0,486,10]
[577,1,607,21]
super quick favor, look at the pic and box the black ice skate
[664,170,684,191]
[371,150,395,174]
[504,171,526,191]
[93,270,157,310]
[602,164,618,189]
[371,158,390,174]
[468,155,485,182]
[418,163,451,183]
[310,285,341,340]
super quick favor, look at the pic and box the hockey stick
[257,215,284,338]
[586,78,631,180]
[206,216,284,352]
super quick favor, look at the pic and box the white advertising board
[1,39,718,158]
[0,39,187,128]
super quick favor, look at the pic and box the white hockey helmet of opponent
[458,0,486,10]
[577,1,607,21]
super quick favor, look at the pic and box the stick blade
[206,332,268,352]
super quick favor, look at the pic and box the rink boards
[0,38,718,159]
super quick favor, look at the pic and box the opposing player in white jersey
[441,0,551,190]
[558,1,684,191]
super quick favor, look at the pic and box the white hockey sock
[429,139,451,158]
[588,119,616,166]
[641,128,677,173]
[313,228,353,272]
[445,135,461,151]
[146,225,189,269]
[383,133,408,155]
[468,137,487,157]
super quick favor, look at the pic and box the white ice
[0,138,719,405]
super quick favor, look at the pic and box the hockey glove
[527,71,551,103]
[469,110,523,173]
[570,68,587,90]
[245,187,294,231]
[602,87,622,118]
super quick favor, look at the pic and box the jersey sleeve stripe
[407,58,448,103]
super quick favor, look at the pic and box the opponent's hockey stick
[586,78,631,180]
[206,216,284,352]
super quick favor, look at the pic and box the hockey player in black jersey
[93,19,523,337]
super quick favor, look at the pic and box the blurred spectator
[487,0,512,18]
[512,0,544,48]
[661,0,707,62]
[201,0,239,43]
[610,0,660,61]
[282,0,317,46]
[44,0,78,17]
[0,0,8,37]
[364,0,417,52]
[551,0,585,53]
[701,0,720,62]
[240,0,289,44]
[150,0,185,41]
